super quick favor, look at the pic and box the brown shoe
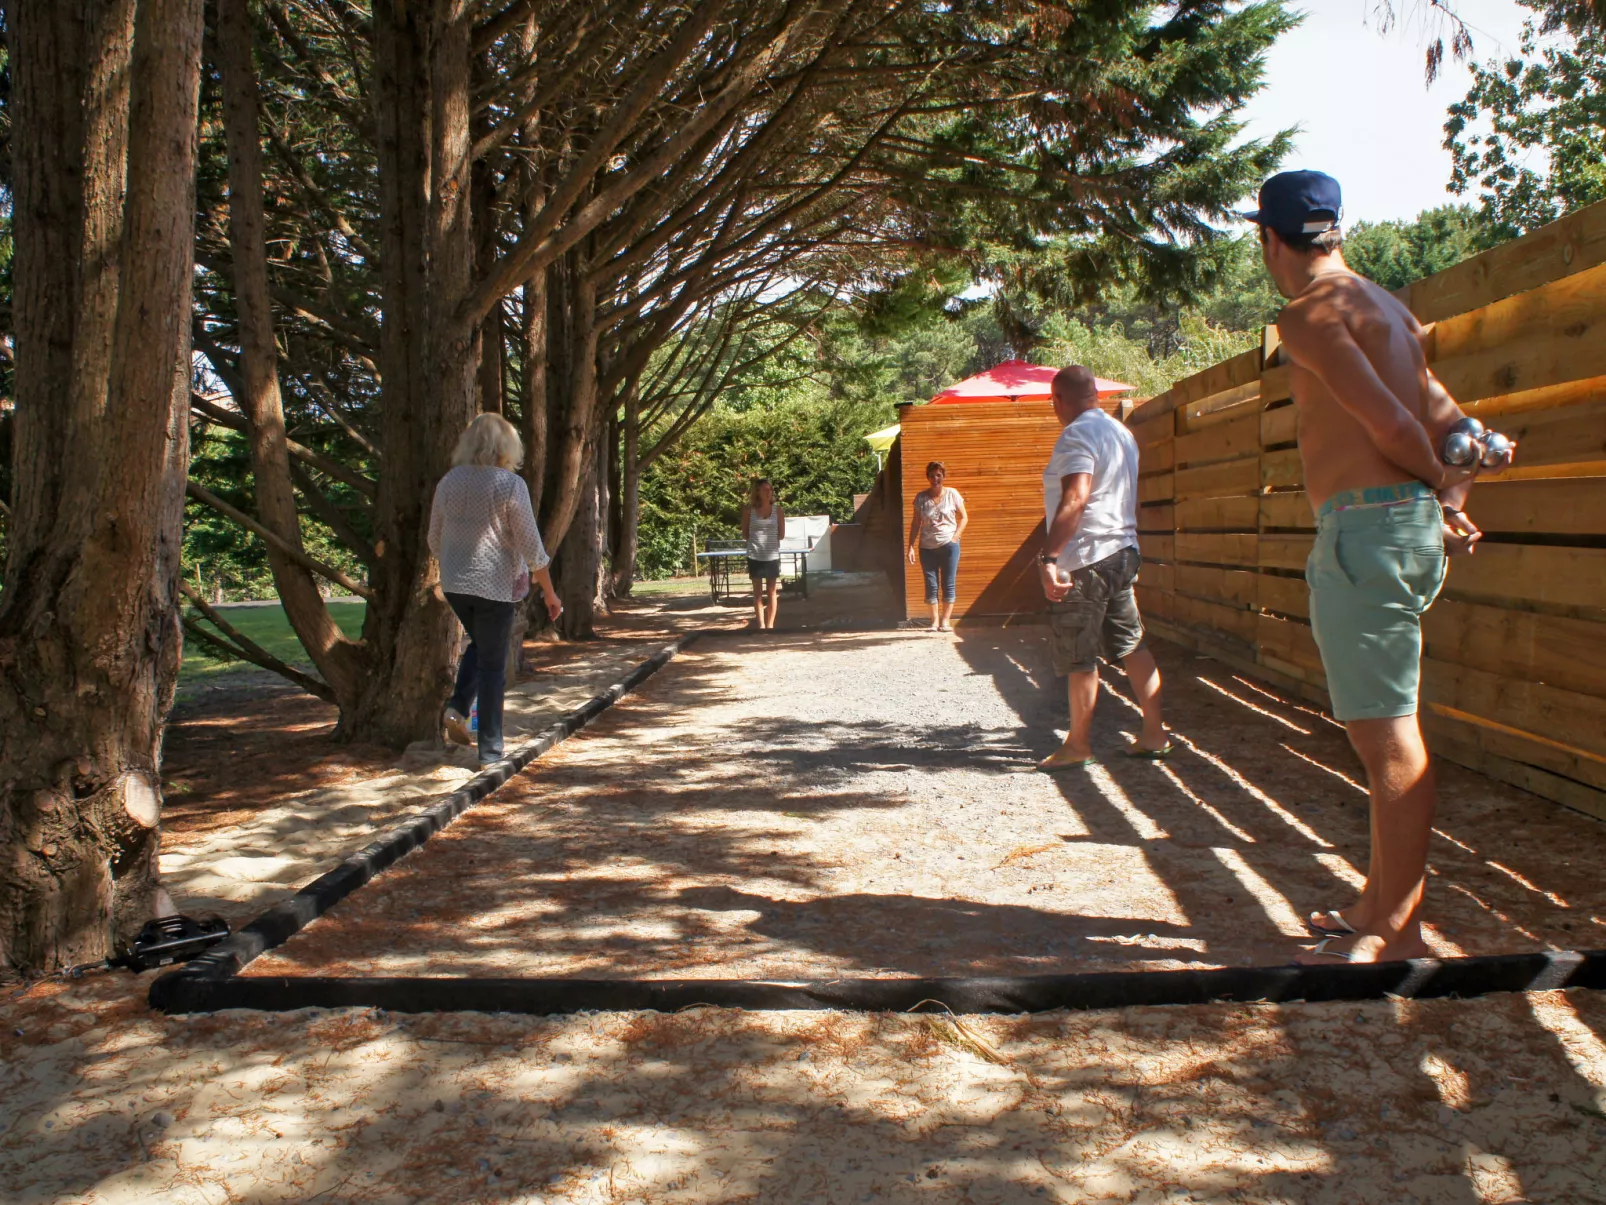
[444,708,473,747]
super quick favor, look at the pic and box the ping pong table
[696,542,810,602]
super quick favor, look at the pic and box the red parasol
[929,359,1133,404]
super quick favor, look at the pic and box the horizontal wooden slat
[1130,411,1176,448]
[1136,502,1174,533]
[1139,534,1174,563]
[1176,495,1260,531]
[1433,259,1606,360]
[1433,325,1606,406]
[1174,565,1258,610]
[1173,347,1263,412]
[1175,532,1257,567]
[1125,389,1177,427]
[1138,562,1174,594]
[1182,385,1260,430]
[1257,573,1310,619]
[1260,365,1293,406]
[1138,441,1175,475]
[1424,708,1606,809]
[1259,401,1298,446]
[1173,458,1259,502]
[1259,491,1315,531]
[1261,446,1303,489]
[1259,533,1314,571]
[1139,473,1174,504]
[1423,658,1606,761]
[1442,542,1606,618]
[1256,613,1327,684]
[1477,398,1606,472]
[1174,411,1261,468]
[1422,597,1606,700]
[1174,593,1258,643]
[1134,585,1174,621]
[1407,198,1606,324]
[1463,374,1606,423]
[1471,476,1606,536]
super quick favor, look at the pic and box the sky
[1235,0,1541,225]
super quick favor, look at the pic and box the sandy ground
[4,973,1604,1203]
[249,632,1606,980]
[4,593,1605,1203]
[159,638,689,924]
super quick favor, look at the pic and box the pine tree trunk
[0,0,204,973]
[609,385,641,597]
[216,0,367,704]
[538,248,599,552]
[349,0,478,747]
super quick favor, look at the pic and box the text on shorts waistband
[1315,481,1436,522]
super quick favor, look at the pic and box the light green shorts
[1305,482,1447,722]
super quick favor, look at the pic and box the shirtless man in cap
[1246,170,1493,964]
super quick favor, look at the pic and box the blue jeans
[445,593,517,763]
[920,541,961,604]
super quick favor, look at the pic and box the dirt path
[250,632,1604,980]
[4,620,1604,1203]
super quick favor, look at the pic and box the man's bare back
[1278,271,1456,508]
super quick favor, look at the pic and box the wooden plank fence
[1129,199,1606,824]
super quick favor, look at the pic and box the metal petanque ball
[1480,431,1514,469]
[1442,430,1481,467]
[1450,415,1486,440]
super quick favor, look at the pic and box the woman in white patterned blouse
[428,414,562,765]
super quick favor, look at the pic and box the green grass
[182,600,365,685]
[629,576,710,597]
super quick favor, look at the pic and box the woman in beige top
[905,460,969,632]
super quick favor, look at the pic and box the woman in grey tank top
[741,478,786,630]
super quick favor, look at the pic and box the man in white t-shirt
[1036,366,1169,769]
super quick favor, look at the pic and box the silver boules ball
[1442,430,1480,467]
[1450,415,1486,441]
[1480,431,1514,469]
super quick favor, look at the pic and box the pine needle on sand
[994,843,1058,869]
[907,1000,1010,1066]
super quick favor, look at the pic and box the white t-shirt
[914,487,964,548]
[1042,408,1139,572]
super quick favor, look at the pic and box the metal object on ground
[112,915,230,972]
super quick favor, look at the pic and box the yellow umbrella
[863,423,900,454]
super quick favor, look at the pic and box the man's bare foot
[1294,931,1432,965]
[1037,746,1094,771]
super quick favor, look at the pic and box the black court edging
[150,633,697,1014]
[151,627,1606,1018]
[158,949,1605,1017]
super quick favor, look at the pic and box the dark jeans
[919,541,961,604]
[445,592,517,763]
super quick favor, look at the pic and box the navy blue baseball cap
[1242,170,1343,237]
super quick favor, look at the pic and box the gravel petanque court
[247,631,1604,982]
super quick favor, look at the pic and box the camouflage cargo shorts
[1047,546,1145,675]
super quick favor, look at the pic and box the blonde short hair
[451,413,523,470]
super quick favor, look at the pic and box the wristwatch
[1038,551,1059,566]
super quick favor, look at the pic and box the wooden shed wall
[1128,197,1606,824]
[897,400,1066,620]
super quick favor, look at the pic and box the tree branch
[185,480,374,600]
[179,581,337,701]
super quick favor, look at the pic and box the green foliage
[637,397,892,578]
[1446,6,1606,241]
[1031,312,1260,397]
[184,427,367,601]
[1343,205,1487,291]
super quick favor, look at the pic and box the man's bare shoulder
[1279,272,1417,356]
